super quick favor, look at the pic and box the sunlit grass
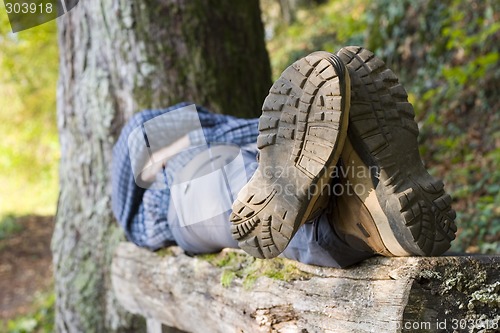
[0,73,59,216]
[0,18,59,218]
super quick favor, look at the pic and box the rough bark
[52,1,271,332]
[112,243,500,333]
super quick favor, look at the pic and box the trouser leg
[167,143,374,267]
[168,209,239,254]
[280,212,374,268]
[167,145,257,254]
[170,203,373,267]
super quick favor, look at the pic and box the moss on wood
[198,250,312,289]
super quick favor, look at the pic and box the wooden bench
[111,242,499,333]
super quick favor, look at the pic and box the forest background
[0,0,498,330]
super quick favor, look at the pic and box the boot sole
[337,46,457,256]
[230,52,350,259]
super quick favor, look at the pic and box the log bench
[111,242,499,333]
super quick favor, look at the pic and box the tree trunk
[279,0,297,25]
[51,1,271,332]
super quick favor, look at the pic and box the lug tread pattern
[231,52,349,258]
[337,46,457,256]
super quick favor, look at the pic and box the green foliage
[264,0,368,79]
[1,291,55,333]
[0,213,23,240]
[264,0,499,253]
[365,0,500,253]
[0,10,59,215]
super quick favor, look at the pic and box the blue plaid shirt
[112,103,259,250]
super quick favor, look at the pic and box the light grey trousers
[166,144,373,268]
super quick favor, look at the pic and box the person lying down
[112,47,457,268]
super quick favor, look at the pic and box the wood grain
[112,243,500,332]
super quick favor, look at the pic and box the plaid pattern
[112,102,259,250]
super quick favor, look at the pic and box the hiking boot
[331,139,406,256]
[230,51,351,259]
[335,46,457,256]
